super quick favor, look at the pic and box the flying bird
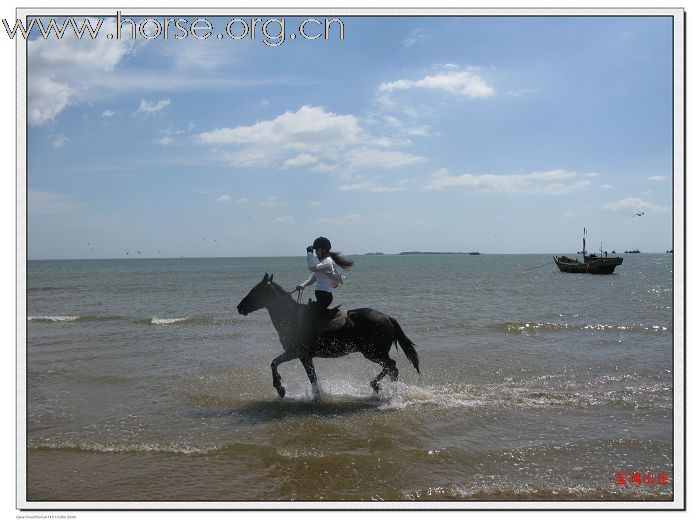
[633,211,645,217]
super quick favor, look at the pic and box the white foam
[27,315,79,322]
[150,317,189,325]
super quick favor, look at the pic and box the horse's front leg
[299,355,321,398]
[271,350,295,398]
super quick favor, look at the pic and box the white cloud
[101,109,116,118]
[405,125,434,137]
[402,28,430,48]
[198,105,362,151]
[648,176,666,182]
[216,194,231,203]
[426,168,589,194]
[379,70,495,98]
[137,98,171,114]
[309,163,336,173]
[603,197,668,213]
[503,88,537,97]
[260,196,281,207]
[28,76,72,126]
[214,148,271,168]
[274,215,297,224]
[603,197,648,211]
[600,184,613,190]
[28,19,132,74]
[320,214,363,224]
[199,106,426,175]
[344,147,426,171]
[27,18,134,125]
[338,182,406,193]
[156,136,173,146]
[283,153,319,168]
[52,135,70,149]
[373,136,412,148]
[541,181,591,194]
[383,115,402,128]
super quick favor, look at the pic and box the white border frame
[15,6,685,511]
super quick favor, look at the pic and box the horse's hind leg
[368,355,398,393]
[299,355,321,398]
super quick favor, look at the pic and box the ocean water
[24,254,674,503]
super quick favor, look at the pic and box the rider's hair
[329,251,354,270]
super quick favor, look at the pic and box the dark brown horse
[237,273,420,398]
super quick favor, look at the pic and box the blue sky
[26,15,674,259]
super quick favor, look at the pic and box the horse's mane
[269,281,287,295]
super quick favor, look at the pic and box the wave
[193,368,670,414]
[27,315,80,322]
[28,439,224,456]
[28,315,125,323]
[400,480,673,501]
[141,316,245,326]
[28,314,242,326]
[139,316,237,326]
[493,321,670,334]
[28,438,277,458]
[149,317,191,325]
[358,379,672,412]
[222,374,670,414]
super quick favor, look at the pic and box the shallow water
[25,254,674,502]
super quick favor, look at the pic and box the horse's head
[237,273,281,315]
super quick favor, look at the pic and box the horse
[236,273,420,398]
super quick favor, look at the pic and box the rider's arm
[307,253,334,273]
[299,274,316,288]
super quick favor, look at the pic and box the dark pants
[314,290,333,309]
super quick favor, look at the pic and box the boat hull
[553,255,623,274]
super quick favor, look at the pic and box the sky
[25,13,675,259]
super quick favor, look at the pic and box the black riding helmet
[312,236,331,251]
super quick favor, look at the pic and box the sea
[24,254,675,504]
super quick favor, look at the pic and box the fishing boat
[554,228,623,274]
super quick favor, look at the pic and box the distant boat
[554,228,623,274]
[554,255,624,274]
[468,252,480,255]
[624,249,640,254]
[666,249,673,254]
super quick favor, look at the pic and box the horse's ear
[262,273,269,282]
[269,274,274,282]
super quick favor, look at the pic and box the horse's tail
[390,317,420,374]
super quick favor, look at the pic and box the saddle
[316,306,348,332]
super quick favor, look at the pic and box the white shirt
[300,253,340,292]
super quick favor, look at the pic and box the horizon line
[26,251,673,262]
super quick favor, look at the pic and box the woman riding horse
[296,236,353,322]
[237,273,419,398]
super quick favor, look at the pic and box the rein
[267,287,304,306]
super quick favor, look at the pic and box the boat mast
[582,227,587,257]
